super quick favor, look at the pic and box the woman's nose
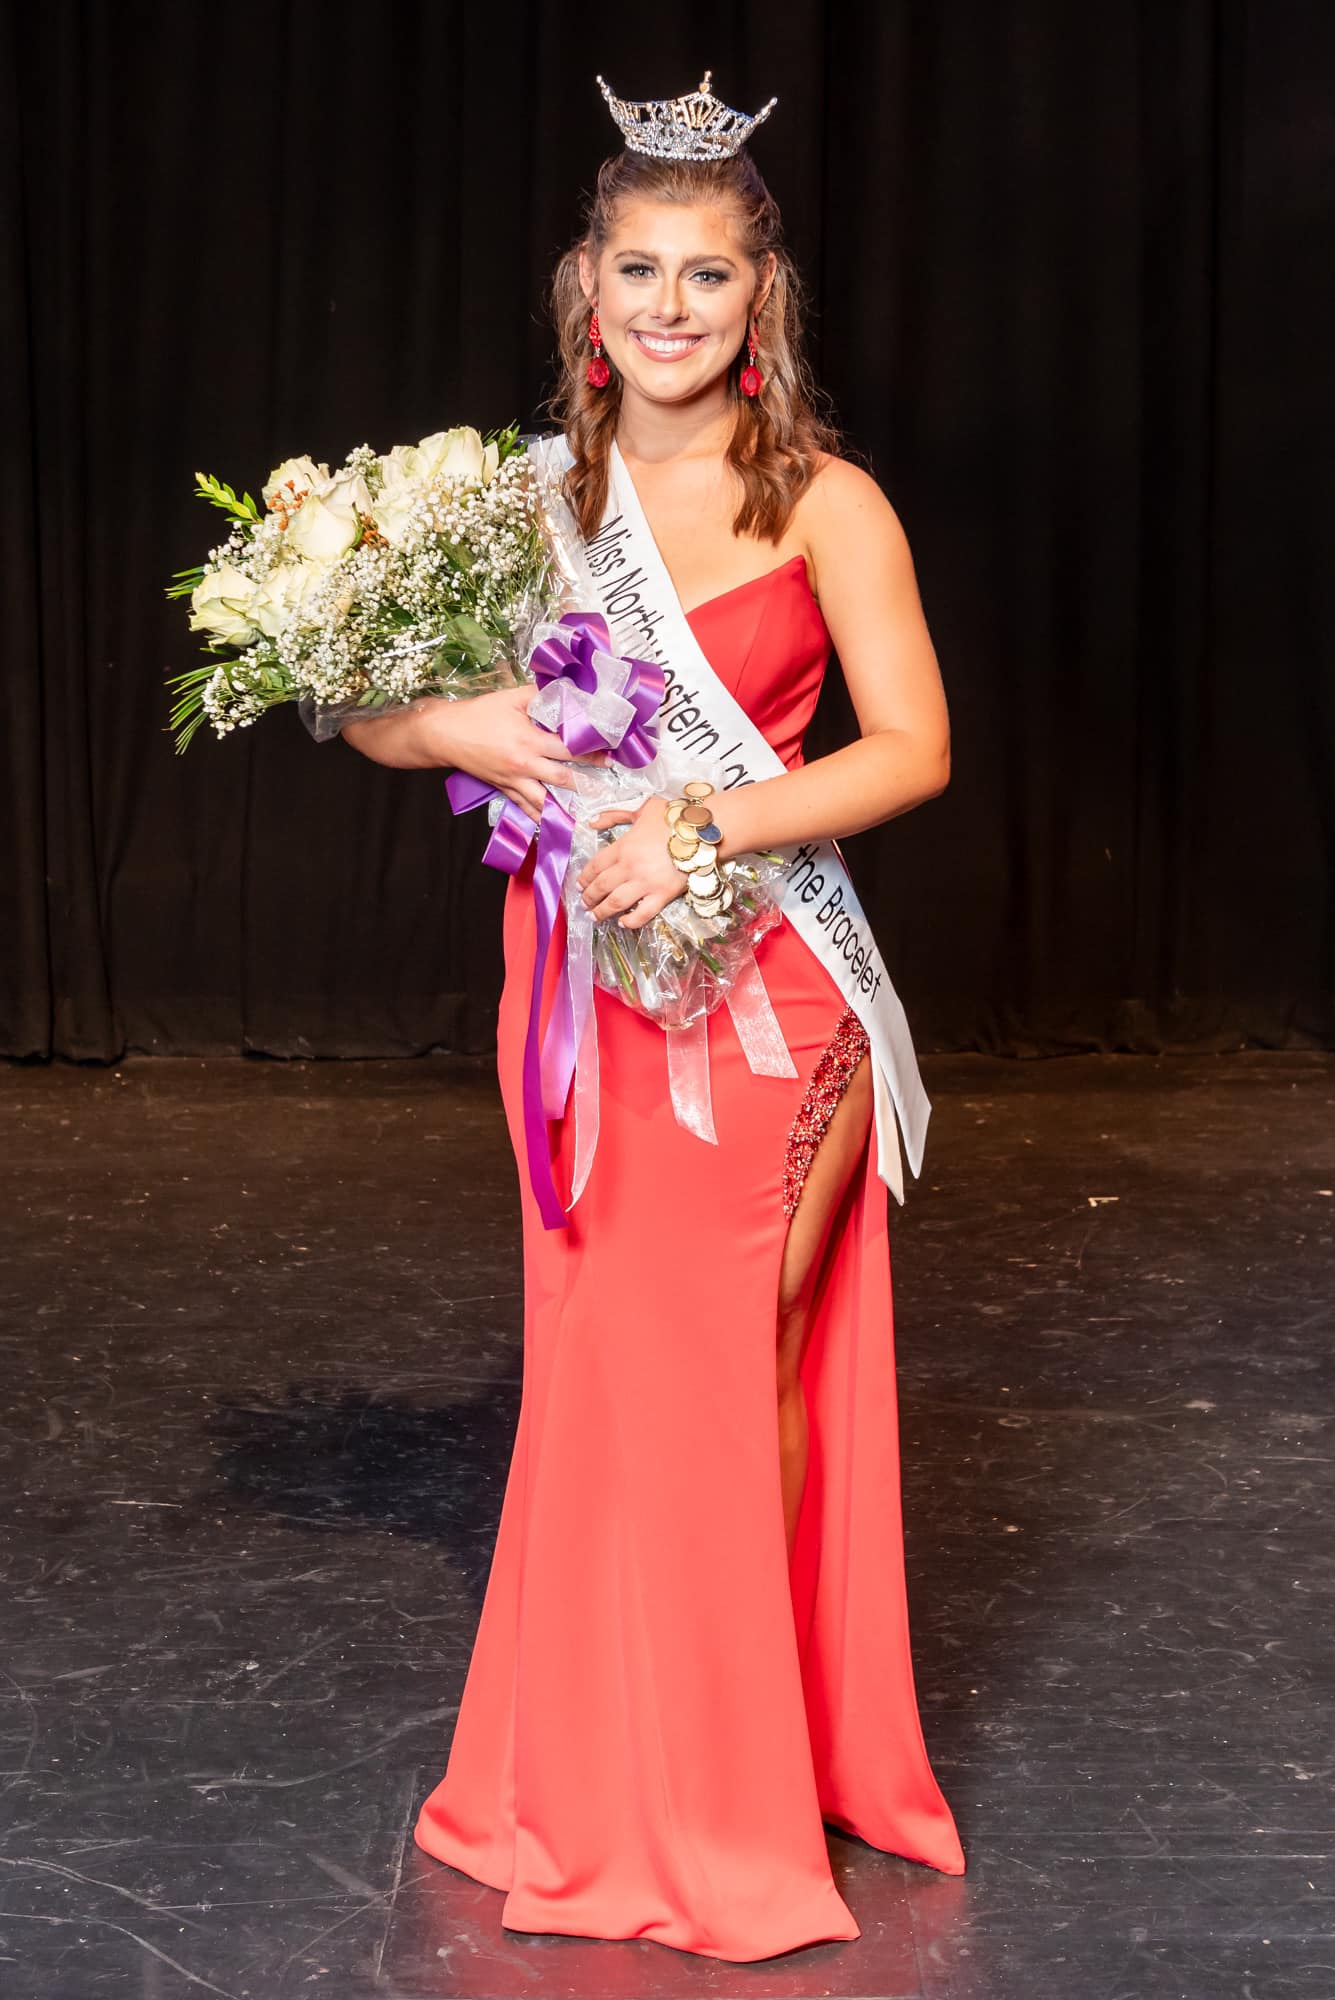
[650,281,688,321]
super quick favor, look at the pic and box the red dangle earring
[739,315,763,397]
[587,304,611,388]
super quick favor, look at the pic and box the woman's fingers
[523,723,608,766]
[577,846,623,895]
[541,758,607,801]
[501,779,546,822]
[526,726,575,760]
[578,848,628,909]
[588,878,645,922]
[616,890,672,931]
[585,863,681,925]
[610,881,681,931]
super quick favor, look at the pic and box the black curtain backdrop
[3,2,1331,1063]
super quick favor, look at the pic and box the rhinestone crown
[596,71,778,161]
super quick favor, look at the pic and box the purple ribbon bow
[445,613,664,1228]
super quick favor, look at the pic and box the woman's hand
[422,684,606,822]
[576,795,686,929]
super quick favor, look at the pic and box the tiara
[596,71,778,161]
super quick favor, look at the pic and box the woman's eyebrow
[615,250,739,270]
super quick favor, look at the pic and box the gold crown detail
[596,71,778,161]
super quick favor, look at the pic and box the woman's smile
[629,328,707,360]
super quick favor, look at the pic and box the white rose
[284,469,371,564]
[379,445,417,483]
[189,564,262,646]
[408,426,490,484]
[370,483,423,547]
[263,455,330,510]
[250,561,321,639]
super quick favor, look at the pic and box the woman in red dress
[344,71,962,1963]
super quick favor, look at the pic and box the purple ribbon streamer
[444,613,665,1228]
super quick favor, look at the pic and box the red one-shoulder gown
[413,553,964,1961]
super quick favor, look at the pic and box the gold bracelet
[663,781,734,918]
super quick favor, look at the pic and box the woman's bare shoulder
[796,451,915,575]
[802,448,901,516]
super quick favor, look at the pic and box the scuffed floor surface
[1,1050,1332,2000]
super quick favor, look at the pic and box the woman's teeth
[631,331,705,358]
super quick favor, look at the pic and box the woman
[342,72,962,1963]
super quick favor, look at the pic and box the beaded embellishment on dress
[780,1006,872,1217]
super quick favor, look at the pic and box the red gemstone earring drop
[587,304,611,388]
[740,316,763,397]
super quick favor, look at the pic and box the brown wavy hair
[545,147,842,544]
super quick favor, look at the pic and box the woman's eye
[617,264,728,284]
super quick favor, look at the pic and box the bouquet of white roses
[165,424,549,750]
[164,423,800,1210]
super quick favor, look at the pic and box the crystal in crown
[596,71,778,161]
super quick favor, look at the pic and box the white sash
[531,433,931,1203]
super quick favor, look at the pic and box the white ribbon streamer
[665,1015,717,1144]
[724,946,800,1080]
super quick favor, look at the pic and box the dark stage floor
[1,1050,1332,1999]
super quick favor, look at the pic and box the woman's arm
[578,457,951,927]
[340,696,454,769]
[708,456,951,855]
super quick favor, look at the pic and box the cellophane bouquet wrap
[164,427,790,1038]
[550,750,788,1031]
